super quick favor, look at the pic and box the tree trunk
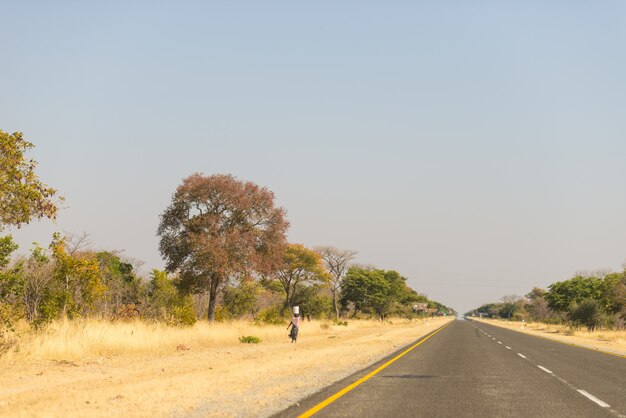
[207,297,216,321]
[288,283,297,311]
[331,290,339,321]
[62,275,70,318]
[280,279,292,316]
[207,275,220,321]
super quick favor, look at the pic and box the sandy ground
[0,317,452,418]
[474,318,626,357]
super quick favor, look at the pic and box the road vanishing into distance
[278,319,626,418]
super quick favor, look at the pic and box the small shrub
[213,305,230,322]
[0,303,17,354]
[254,306,285,325]
[116,304,140,321]
[320,322,330,330]
[239,335,261,344]
[334,321,348,326]
[170,299,197,326]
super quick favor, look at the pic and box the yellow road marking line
[297,321,453,418]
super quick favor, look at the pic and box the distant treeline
[465,270,626,331]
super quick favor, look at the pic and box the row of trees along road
[466,270,626,331]
[1,131,453,339]
[156,173,453,321]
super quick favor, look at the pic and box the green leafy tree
[545,276,602,312]
[222,281,260,318]
[146,269,196,325]
[0,236,19,268]
[599,271,626,317]
[0,238,25,334]
[0,241,58,327]
[157,173,288,321]
[0,130,60,229]
[50,233,104,319]
[22,244,55,323]
[96,251,144,317]
[373,270,409,319]
[295,284,333,320]
[275,244,328,313]
[340,267,375,317]
[147,269,178,317]
[341,267,413,320]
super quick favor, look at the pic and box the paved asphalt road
[277,319,626,418]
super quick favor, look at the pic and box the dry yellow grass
[3,318,341,362]
[475,318,626,357]
[0,316,453,417]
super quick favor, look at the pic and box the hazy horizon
[2,1,626,314]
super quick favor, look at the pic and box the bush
[568,299,603,331]
[334,321,348,326]
[169,298,197,327]
[0,303,15,352]
[254,306,285,325]
[213,305,230,322]
[223,282,259,318]
[116,304,140,321]
[296,285,333,319]
[239,335,261,344]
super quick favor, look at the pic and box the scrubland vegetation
[467,269,626,332]
[0,130,454,359]
[0,235,454,359]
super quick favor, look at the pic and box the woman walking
[287,306,302,343]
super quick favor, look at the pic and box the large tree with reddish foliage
[157,173,288,321]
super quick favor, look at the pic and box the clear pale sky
[2,1,625,314]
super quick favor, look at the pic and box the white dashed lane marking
[474,323,621,417]
[577,390,611,408]
[537,365,553,374]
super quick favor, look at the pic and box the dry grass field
[0,316,453,417]
[474,318,626,357]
